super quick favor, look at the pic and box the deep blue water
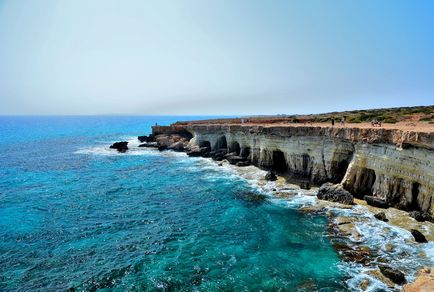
[0,116,345,291]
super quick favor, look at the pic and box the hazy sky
[0,0,433,115]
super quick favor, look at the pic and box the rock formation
[379,266,407,285]
[374,212,388,222]
[109,141,128,153]
[317,183,354,205]
[151,123,434,215]
[411,229,428,243]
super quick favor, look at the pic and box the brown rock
[379,266,406,285]
[403,267,434,292]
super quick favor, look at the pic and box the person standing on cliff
[331,118,335,126]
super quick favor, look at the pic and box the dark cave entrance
[410,182,420,211]
[272,150,287,173]
[229,142,241,155]
[240,147,250,158]
[214,136,228,150]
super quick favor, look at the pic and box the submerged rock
[234,191,267,204]
[374,212,388,222]
[265,170,277,181]
[317,183,354,205]
[411,229,428,243]
[109,141,128,153]
[379,266,406,285]
[364,196,389,208]
[409,211,433,223]
[333,241,371,265]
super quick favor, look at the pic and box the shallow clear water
[0,116,345,290]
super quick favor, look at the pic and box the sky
[0,0,433,115]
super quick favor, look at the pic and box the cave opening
[272,150,287,173]
[410,182,420,211]
[214,136,227,151]
[240,147,250,158]
[229,142,241,155]
[357,168,376,197]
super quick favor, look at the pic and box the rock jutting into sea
[147,121,433,217]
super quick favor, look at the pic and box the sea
[0,116,432,291]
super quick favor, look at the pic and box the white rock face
[154,124,434,214]
[343,144,434,213]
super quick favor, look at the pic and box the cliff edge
[152,123,434,215]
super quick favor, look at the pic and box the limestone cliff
[152,124,434,214]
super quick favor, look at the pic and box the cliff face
[153,124,434,214]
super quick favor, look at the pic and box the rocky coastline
[109,121,433,290]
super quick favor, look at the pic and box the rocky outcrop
[265,170,277,181]
[403,267,434,292]
[364,196,389,208]
[152,123,434,215]
[374,212,388,222]
[317,183,354,205]
[411,229,428,243]
[409,211,434,223]
[379,266,407,285]
[109,141,128,153]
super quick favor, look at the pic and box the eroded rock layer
[152,124,434,214]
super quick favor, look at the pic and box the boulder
[299,181,311,190]
[411,229,428,243]
[379,266,406,285]
[236,161,251,167]
[409,211,433,223]
[187,148,202,157]
[224,152,238,158]
[109,141,128,153]
[265,170,277,181]
[317,183,354,205]
[226,155,246,165]
[211,149,227,161]
[364,196,389,208]
[213,155,224,161]
[200,147,211,157]
[158,145,168,151]
[374,212,388,222]
[168,141,184,152]
[186,146,210,157]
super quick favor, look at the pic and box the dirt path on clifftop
[180,121,434,133]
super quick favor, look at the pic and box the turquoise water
[0,116,345,291]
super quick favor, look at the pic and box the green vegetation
[296,105,434,124]
[175,105,434,125]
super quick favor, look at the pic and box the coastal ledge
[151,122,434,215]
